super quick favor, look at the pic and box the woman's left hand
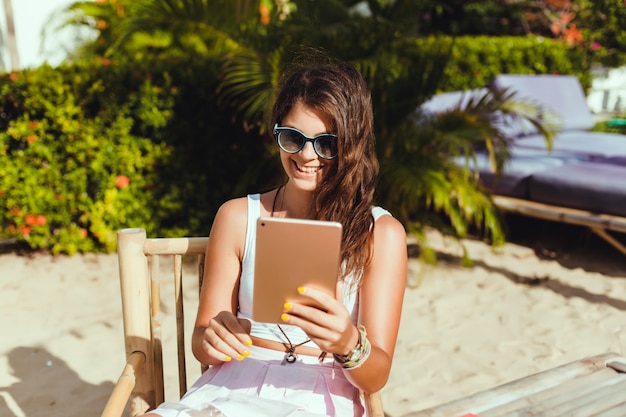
[281,282,358,356]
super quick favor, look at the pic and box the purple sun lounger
[422,74,626,255]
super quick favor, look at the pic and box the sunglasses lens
[315,136,338,159]
[276,127,338,159]
[277,131,304,153]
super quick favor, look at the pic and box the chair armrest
[101,351,146,417]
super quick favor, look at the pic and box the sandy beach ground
[1,215,625,417]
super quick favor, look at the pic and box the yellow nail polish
[281,313,290,322]
[244,350,251,357]
[297,286,306,294]
[245,339,253,346]
[224,355,232,362]
[237,354,244,361]
[284,302,292,310]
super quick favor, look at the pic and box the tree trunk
[3,0,19,70]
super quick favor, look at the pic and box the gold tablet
[252,216,343,324]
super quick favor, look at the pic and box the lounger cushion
[529,161,626,217]
[514,131,626,159]
[599,156,626,166]
[456,148,589,198]
[455,153,531,198]
[493,74,595,135]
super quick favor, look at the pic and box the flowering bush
[0,57,269,254]
[0,64,170,254]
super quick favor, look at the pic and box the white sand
[1,221,625,417]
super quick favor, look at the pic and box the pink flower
[35,215,47,226]
[591,41,601,50]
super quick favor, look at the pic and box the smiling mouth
[295,161,322,173]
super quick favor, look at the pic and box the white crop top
[237,193,391,348]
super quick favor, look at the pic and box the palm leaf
[108,0,253,56]
[216,48,282,132]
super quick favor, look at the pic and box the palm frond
[107,0,254,56]
[216,48,282,132]
[375,85,552,253]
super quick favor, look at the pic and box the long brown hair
[271,61,379,283]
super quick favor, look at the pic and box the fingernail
[237,354,244,361]
[244,350,251,357]
[224,355,232,362]
[297,286,306,294]
[245,339,253,346]
[284,302,292,310]
[281,313,290,322]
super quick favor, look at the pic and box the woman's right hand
[195,311,252,364]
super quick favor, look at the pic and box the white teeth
[296,163,321,173]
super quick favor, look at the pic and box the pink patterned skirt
[151,345,365,417]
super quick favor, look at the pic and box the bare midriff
[250,335,323,357]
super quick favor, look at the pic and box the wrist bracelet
[333,324,371,370]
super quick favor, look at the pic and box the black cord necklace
[271,184,312,364]
[271,184,284,216]
[278,323,311,364]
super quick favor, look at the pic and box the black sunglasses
[273,124,338,160]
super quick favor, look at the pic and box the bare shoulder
[214,196,248,223]
[369,213,407,273]
[210,196,248,243]
[373,213,406,246]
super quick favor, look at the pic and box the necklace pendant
[282,351,297,365]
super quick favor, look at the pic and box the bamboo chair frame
[405,352,626,417]
[101,228,384,417]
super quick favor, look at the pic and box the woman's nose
[299,140,317,159]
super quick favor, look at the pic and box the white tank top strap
[372,206,391,221]
[242,193,261,268]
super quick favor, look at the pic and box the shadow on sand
[0,346,114,417]
[408,215,626,311]
[503,214,626,275]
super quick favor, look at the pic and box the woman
[146,60,407,417]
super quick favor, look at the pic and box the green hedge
[418,35,591,92]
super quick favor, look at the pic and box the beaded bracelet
[333,324,371,370]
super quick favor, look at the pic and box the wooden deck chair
[101,228,385,417]
[404,352,626,417]
[492,196,626,257]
